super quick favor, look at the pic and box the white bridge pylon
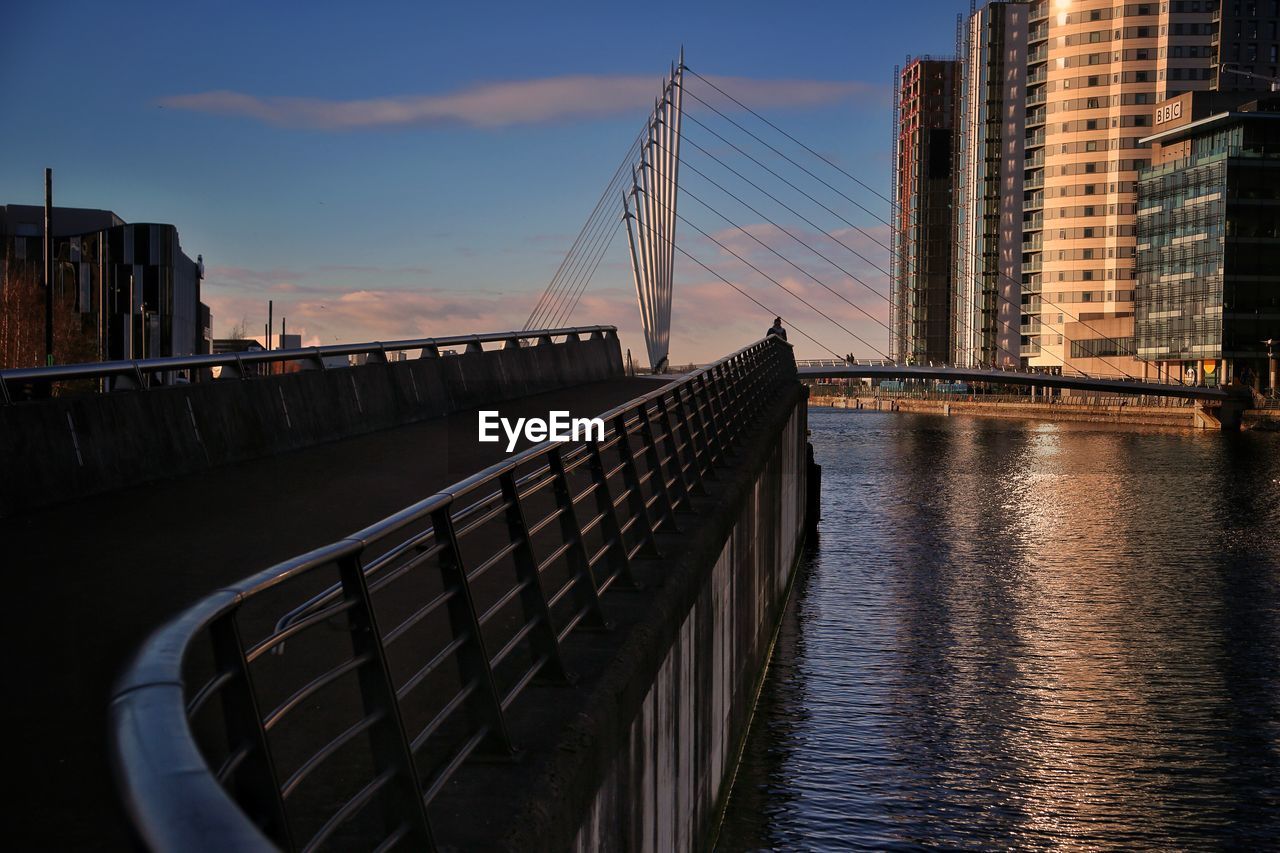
[622,58,684,373]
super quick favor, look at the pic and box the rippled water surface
[718,409,1280,851]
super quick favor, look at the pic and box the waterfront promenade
[808,392,1280,431]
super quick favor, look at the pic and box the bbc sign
[1155,101,1184,126]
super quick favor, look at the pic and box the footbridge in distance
[795,356,1256,430]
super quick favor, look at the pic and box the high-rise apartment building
[954,1,1029,368]
[891,57,960,364]
[1213,0,1280,90]
[1019,0,1280,376]
[1020,0,1219,376]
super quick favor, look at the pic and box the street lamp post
[43,168,54,366]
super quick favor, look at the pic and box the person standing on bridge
[768,317,788,341]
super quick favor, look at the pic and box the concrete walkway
[5,376,666,851]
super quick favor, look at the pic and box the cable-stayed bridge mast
[622,61,683,373]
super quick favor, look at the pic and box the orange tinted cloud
[158,75,882,130]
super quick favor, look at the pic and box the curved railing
[0,325,616,403]
[110,335,797,852]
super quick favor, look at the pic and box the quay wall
[0,334,624,517]
[495,384,809,852]
[810,394,1215,429]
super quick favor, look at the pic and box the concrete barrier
[0,334,623,517]
[461,382,809,851]
[570,395,806,852]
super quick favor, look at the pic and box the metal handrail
[794,356,1218,387]
[110,335,797,853]
[0,325,617,403]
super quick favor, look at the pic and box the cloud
[157,74,881,130]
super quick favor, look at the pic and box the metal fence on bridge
[109,336,797,852]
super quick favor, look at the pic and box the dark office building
[1136,92,1280,390]
[1212,0,1280,91]
[0,205,211,368]
[891,57,960,364]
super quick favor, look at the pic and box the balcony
[1022,237,1043,252]
[1026,67,1047,86]
[1020,321,1043,335]
[1023,214,1044,231]
[1023,257,1043,273]
[1025,151,1045,168]
[1020,341,1043,357]
[1025,174,1044,190]
[1026,90,1046,107]
[1022,196,1044,211]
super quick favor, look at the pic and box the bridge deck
[797,364,1234,401]
[5,376,667,851]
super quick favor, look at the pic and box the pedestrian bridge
[794,357,1256,429]
[3,327,810,851]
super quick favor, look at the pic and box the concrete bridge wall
[538,388,808,851]
[0,335,623,517]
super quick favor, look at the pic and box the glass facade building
[892,57,960,365]
[0,206,210,367]
[1136,95,1280,390]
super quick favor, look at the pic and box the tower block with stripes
[622,61,684,373]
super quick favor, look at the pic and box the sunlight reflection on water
[717,409,1280,852]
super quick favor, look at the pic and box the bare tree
[1,257,100,377]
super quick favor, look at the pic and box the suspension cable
[682,73,1141,379]
[525,129,644,329]
[634,183,889,358]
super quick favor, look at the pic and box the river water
[717,408,1280,851]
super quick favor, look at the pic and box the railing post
[688,373,722,474]
[335,550,437,848]
[428,509,517,755]
[584,436,639,590]
[548,448,610,630]
[656,392,695,509]
[638,403,679,532]
[670,384,707,493]
[208,613,294,850]
[612,411,661,558]
[710,362,741,451]
[498,472,572,682]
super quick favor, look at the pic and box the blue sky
[2,0,965,361]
